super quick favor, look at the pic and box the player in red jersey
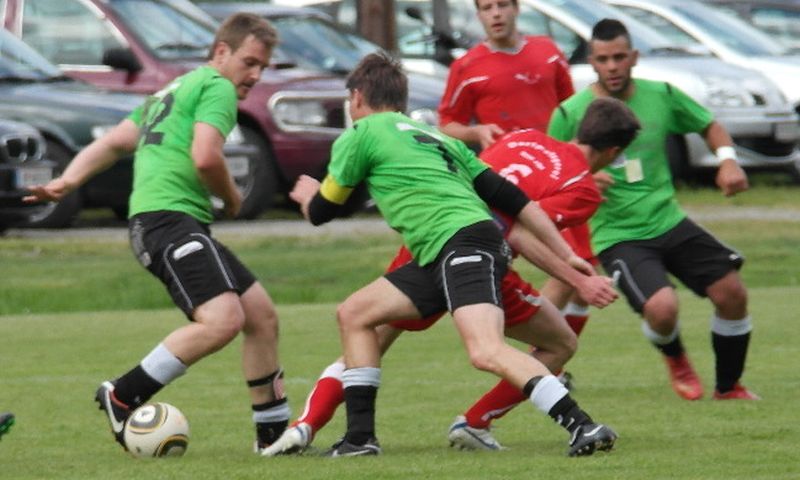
[438,0,574,149]
[261,98,640,456]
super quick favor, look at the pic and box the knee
[465,341,503,373]
[644,294,679,332]
[558,332,578,363]
[711,280,748,318]
[336,300,364,332]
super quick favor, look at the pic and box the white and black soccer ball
[123,402,190,458]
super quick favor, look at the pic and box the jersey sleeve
[537,180,601,229]
[437,58,476,127]
[327,125,370,188]
[666,83,714,134]
[127,104,145,127]
[452,138,490,179]
[194,77,238,138]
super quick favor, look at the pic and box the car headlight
[226,125,245,145]
[408,108,439,126]
[272,100,327,128]
[91,124,118,140]
[268,91,348,135]
[703,76,754,108]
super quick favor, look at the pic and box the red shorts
[561,223,598,265]
[386,247,542,331]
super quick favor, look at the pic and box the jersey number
[412,134,458,173]
[141,93,175,146]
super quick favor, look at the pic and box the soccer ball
[123,402,190,458]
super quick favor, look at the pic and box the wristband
[715,146,737,163]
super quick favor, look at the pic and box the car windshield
[0,29,62,80]
[670,3,788,56]
[107,0,216,60]
[270,15,377,73]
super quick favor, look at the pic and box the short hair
[576,97,640,151]
[208,13,278,60]
[346,52,407,112]
[591,18,632,47]
[474,0,518,8]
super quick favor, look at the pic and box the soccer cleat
[0,412,14,440]
[259,423,313,456]
[94,381,131,450]
[325,437,381,457]
[665,354,704,400]
[447,415,505,451]
[568,423,617,457]
[713,383,760,400]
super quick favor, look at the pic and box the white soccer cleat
[259,423,312,456]
[447,415,505,451]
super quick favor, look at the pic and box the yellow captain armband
[319,175,353,205]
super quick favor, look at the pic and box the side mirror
[102,48,142,73]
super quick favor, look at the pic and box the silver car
[441,0,800,179]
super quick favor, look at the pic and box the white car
[604,0,800,115]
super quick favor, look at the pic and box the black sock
[113,365,163,408]
[343,385,377,445]
[254,398,289,446]
[654,335,685,358]
[712,331,750,392]
[548,395,592,435]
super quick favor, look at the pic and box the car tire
[19,140,81,228]
[230,125,280,219]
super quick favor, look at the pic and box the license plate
[226,156,249,178]
[775,122,800,142]
[15,167,52,188]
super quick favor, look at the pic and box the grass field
[1,192,800,479]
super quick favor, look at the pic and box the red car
[2,0,349,218]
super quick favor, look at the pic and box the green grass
[1,288,799,479]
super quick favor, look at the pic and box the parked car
[0,119,55,232]
[1,0,350,217]
[604,0,800,116]
[703,0,800,53]
[197,2,445,126]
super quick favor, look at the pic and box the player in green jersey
[548,19,757,402]
[24,14,292,453]
[290,52,619,457]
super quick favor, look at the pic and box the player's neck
[486,32,523,52]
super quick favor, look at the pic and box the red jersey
[438,36,574,133]
[481,129,601,232]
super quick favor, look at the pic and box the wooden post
[356,0,396,52]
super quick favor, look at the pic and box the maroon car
[2,0,349,218]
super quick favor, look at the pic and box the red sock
[563,302,590,336]
[464,379,526,429]
[293,368,344,435]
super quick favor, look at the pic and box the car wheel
[20,140,82,228]
[229,125,280,219]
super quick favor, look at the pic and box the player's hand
[592,171,614,194]
[574,275,618,308]
[476,124,506,150]
[22,178,71,203]
[716,159,748,197]
[290,174,321,221]
[224,189,242,219]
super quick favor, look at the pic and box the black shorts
[384,220,511,317]
[598,217,743,313]
[129,211,257,319]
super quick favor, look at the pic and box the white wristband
[715,146,737,164]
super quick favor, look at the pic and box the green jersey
[324,111,492,265]
[548,79,713,254]
[127,66,238,223]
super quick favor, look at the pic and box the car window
[750,7,800,50]
[0,29,63,79]
[21,0,126,66]
[614,5,699,47]
[106,0,215,60]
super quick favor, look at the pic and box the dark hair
[591,18,632,46]
[577,97,640,150]
[473,0,518,8]
[208,13,278,60]
[346,52,407,112]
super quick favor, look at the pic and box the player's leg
[0,412,14,440]
[665,219,756,400]
[600,235,703,401]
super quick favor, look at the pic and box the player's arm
[192,122,241,218]
[702,120,748,196]
[23,119,139,203]
[440,122,505,150]
[507,224,617,308]
[290,174,353,226]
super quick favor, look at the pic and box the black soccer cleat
[326,437,382,457]
[568,423,617,457]
[94,381,131,450]
[0,412,15,440]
